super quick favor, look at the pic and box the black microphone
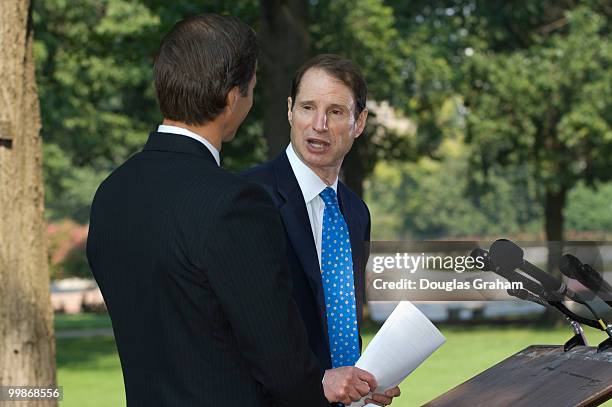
[473,246,608,331]
[506,287,603,331]
[488,239,612,330]
[560,254,612,305]
[507,288,548,307]
[489,239,589,304]
[469,248,492,271]
[470,248,550,300]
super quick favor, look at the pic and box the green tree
[462,5,612,246]
[34,0,161,221]
[366,138,542,240]
[34,0,266,221]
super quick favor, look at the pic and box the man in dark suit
[244,55,401,406]
[86,15,327,407]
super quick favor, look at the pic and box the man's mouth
[306,138,331,150]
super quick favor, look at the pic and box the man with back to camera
[86,14,327,407]
[244,54,401,406]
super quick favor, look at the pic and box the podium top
[424,345,612,407]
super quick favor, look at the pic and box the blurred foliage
[366,137,543,239]
[34,0,612,241]
[369,0,612,240]
[47,220,89,279]
[566,182,612,233]
[463,4,612,191]
[34,0,266,223]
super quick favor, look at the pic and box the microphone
[487,240,611,331]
[506,287,602,332]
[507,288,548,307]
[560,254,612,305]
[469,248,492,271]
[470,248,550,301]
[473,246,608,332]
[489,239,585,304]
[489,240,564,294]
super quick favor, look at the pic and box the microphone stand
[507,288,589,352]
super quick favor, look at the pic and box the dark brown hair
[290,54,367,118]
[154,14,257,125]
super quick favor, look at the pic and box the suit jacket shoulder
[87,133,327,407]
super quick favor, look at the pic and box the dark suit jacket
[243,151,371,373]
[87,132,327,407]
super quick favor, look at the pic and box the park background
[2,0,612,406]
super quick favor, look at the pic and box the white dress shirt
[157,124,220,166]
[286,143,338,268]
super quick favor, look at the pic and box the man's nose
[312,110,328,132]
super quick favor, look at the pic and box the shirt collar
[157,124,220,166]
[286,143,338,204]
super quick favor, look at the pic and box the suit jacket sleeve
[364,201,371,306]
[200,182,327,406]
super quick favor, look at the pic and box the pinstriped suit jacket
[87,132,327,407]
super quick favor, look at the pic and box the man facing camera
[244,54,401,406]
[87,15,327,407]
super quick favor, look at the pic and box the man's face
[288,68,367,177]
[223,72,256,142]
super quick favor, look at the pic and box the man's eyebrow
[297,100,348,110]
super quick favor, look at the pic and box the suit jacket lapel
[273,154,330,343]
[337,183,364,330]
[337,184,360,270]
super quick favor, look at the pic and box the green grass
[55,315,612,406]
[57,337,125,407]
[54,313,112,331]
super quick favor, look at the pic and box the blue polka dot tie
[320,187,360,368]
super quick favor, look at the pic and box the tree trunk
[542,186,567,325]
[341,138,368,198]
[260,0,309,158]
[0,1,57,403]
[544,186,566,272]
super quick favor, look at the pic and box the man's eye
[302,105,313,110]
[330,110,342,115]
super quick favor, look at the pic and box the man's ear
[354,108,368,138]
[287,97,293,126]
[226,86,240,113]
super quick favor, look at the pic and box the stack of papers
[349,301,446,407]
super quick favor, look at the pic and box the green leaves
[464,5,612,193]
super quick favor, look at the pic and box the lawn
[54,313,112,331]
[55,314,612,406]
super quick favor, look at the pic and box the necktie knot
[319,187,338,206]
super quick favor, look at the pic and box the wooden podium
[424,345,612,407]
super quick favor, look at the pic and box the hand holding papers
[350,301,446,406]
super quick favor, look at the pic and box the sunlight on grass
[55,315,612,407]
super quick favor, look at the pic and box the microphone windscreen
[489,239,524,272]
[559,254,581,279]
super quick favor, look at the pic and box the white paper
[349,301,446,407]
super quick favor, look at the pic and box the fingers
[355,378,371,397]
[386,386,401,397]
[365,386,401,406]
[323,366,377,404]
[347,389,364,403]
[342,369,373,404]
[366,393,393,405]
[354,367,378,390]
